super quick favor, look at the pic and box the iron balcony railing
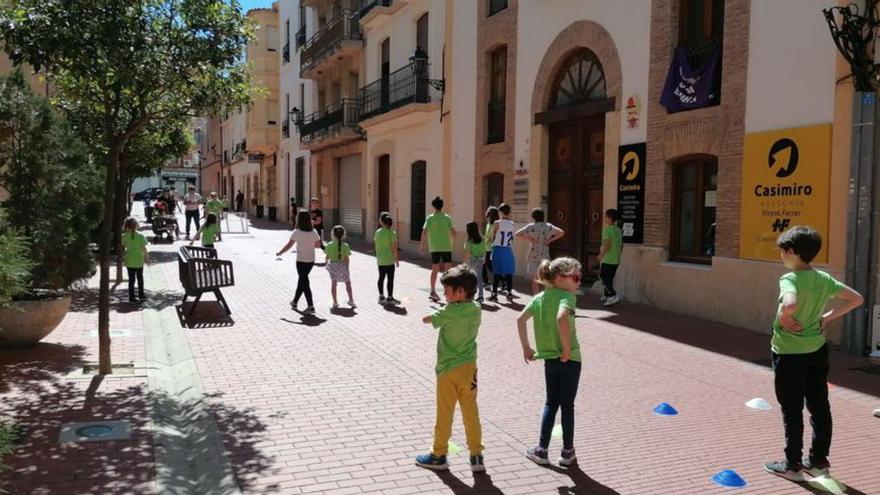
[358,0,392,19]
[282,119,290,139]
[301,10,362,75]
[282,42,290,64]
[359,62,435,122]
[295,26,306,49]
[299,98,362,145]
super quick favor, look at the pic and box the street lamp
[409,47,445,92]
[289,106,304,130]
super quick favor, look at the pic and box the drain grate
[849,365,880,376]
[81,362,136,376]
[59,420,131,443]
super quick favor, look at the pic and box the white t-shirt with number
[493,218,515,247]
[183,192,202,211]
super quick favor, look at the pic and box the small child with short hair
[374,213,400,305]
[516,257,583,467]
[122,217,149,303]
[464,222,488,302]
[416,264,485,473]
[764,226,862,480]
[598,208,623,306]
[420,196,456,301]
[490,203,515,301]
[515,207,565,295]
[325,225,355,309]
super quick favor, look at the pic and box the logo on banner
[769,138,799,178]
[621,151,640,181]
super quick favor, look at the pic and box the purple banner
[660,46,721,113]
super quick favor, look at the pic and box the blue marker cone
[711,469,746,488]
[653,402,678,416]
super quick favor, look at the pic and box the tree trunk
[114,158,129,284]
[98,144,122,375]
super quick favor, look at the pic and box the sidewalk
[2,208,879,494]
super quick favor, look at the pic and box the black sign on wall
[617,143,646,244]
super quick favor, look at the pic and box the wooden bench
[152,216,178,243]
[178,246,234,316]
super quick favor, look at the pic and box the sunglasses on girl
[560,273,581,284]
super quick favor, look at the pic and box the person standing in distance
[182,185,202,239]
[419,196,456,302]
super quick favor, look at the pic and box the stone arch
[531,20,623,116]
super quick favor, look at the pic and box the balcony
[300,10,362,79]
[282,42,290,64]
[359,0,405,27]
[295,26,306,50]
[282,119,290,139]
[358,62,440,126]
[298,98,362,150]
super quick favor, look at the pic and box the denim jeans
[184,210,200,236]
[539,358,582,450]
[467,257,485,298]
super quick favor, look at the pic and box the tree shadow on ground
[69,287,183,314]
[147,250,182,265]
[176,302,235,329]
[432,470,504,494]
[0,343,86,395]
[0,376,273,493]
[542,465,621,495]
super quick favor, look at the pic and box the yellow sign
[740,124,831,263]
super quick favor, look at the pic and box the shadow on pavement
[176,302,235,329]
[147,250,182,265]
[382,304,408,316]
[0,343,86,395]
[281,314,328,327]
[782,477,871,495]
[329,307,357,317]
[546,465,621,495]
[433,470,504,494]
[0,377,273,494]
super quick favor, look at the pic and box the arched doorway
[543,49,610,277]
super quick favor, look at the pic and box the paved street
[2,208,880,494]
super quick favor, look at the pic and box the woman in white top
[276,211,322,314]
[490,203,516,300]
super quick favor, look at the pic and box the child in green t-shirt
[419,196,455,301]
[203,192,224,241]
[190,213,219,258]
[121,217,149,303]
[416,264,485,473]
[374,213,400,305]
[324,225,355,309]
[764,226,862,481]
[464,222,487,302]
[598,208,623,307]
[516,257,583,467]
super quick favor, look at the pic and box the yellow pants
[432,362,484,456]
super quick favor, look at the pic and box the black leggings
[492,274,513,294]
[127,267,144,300]
[294,261,314,307]
[378,265,395,298]
[600,263,618,297]
[482,252,492,287]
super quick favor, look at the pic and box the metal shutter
[338,154,363,236]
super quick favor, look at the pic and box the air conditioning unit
[183,159,192,168]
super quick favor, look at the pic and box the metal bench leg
[214,289,232,315]
[188,293,203,316]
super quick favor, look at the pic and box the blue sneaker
[415,453,448,471]
[470,454,485,472]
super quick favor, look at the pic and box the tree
[1,0,253,374]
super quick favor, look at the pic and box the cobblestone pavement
[2,208,880,494]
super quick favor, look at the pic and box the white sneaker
[599,296,608,303]
[874,407,880,418]
[378,296,386,305]
[603,295,621,307]
[348,300,356,309]
[303,306,316,314]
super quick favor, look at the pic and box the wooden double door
[548,116,605,278]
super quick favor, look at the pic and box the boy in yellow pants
[416,264,485,472]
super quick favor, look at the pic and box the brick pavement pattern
[2,210,879,494]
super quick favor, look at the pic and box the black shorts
[430,251,452,264]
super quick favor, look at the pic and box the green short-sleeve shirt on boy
[465,239,488,258]
[772,269,845,355]
[423,212,454,253]
[601,224,623,265]
[122,232,148,268]
[205,199,224,218]
[324,240,351,262]
[374,227,397,266]
[201,224,219,246]
[431,300,481,376]
[526,288,581,362]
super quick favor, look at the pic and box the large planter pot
[0,295,72,347]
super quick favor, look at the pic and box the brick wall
[645,0,750,258]
[474,0,518,221]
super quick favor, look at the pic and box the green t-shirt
[465,239,487,258]
[201,224,219,247]
[601,225,623,265]
[772,269,845,355]
[526,288,581,362]
[205,199,224,218]
[325,240,351,262]
[122,232,148,268]
[374,227,397,266]
[431,301,481,376]
[423,212,454,253]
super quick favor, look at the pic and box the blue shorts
[491,246,515,275]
